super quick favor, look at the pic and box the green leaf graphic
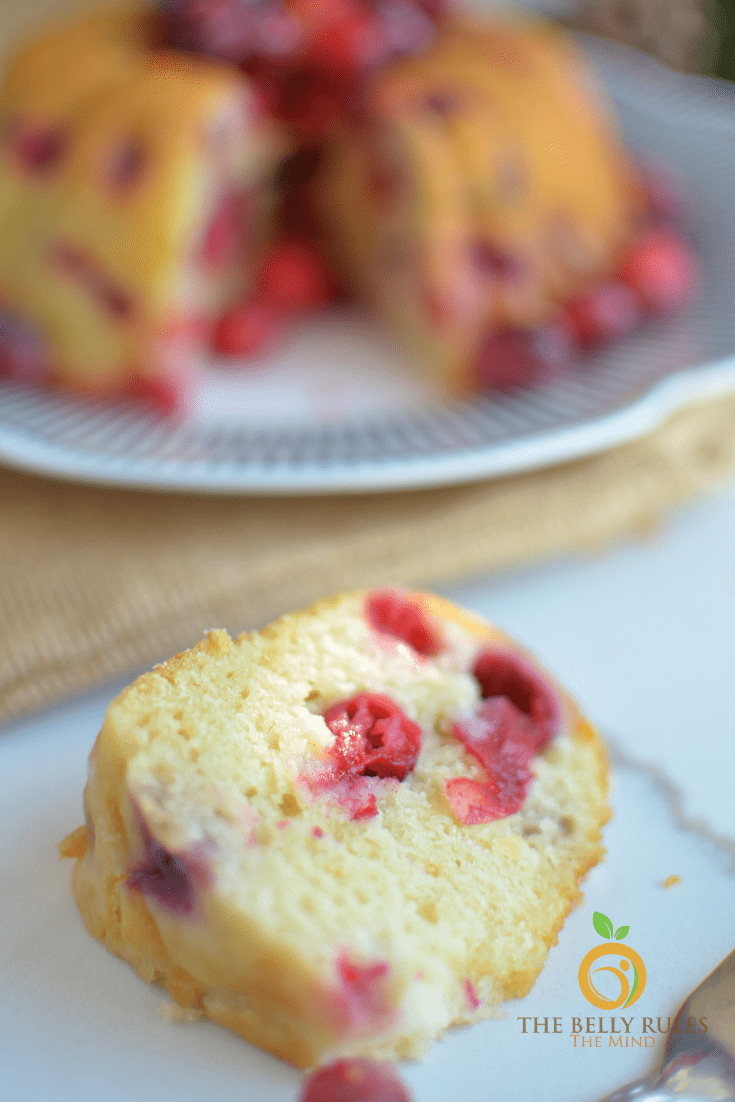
[593,912,614,939]
[615,926,629,941]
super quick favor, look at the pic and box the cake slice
[60,589,608,1068]
[318,19,648,391]
[0,8,282,407]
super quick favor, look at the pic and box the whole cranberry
[618,228,699,316]
[300,1058,413,1102]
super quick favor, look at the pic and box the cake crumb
[158,1001,205,1023]
[662,874,681,889]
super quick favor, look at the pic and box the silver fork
[596,949,735,1101]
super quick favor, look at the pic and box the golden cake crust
[61,590,609,1068]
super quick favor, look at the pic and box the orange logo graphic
[578,913,646,1010]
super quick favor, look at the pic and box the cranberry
[335,955,392,1030]
[14,125,66,173]
[472,648,560,749]
[444,778,501,826]
[0,312,46,382]
[618,228,698,316]
[301,1058,412,1102]
[127,822,211,914]
[563,281,642,350]
[324,693,421,781]
[256,238,336,313]
[366,589,442,656]
[475,325,572,390]
[128,371,189,414]
[445,699,536,825]
[470,240,525,282]
[214,298,281,356]
[107,139,146,190]
[51,243,135,321]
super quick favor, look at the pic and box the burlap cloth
[2,0,735,725]
[3,393,735,724]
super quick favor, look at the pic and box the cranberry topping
[127,822,211,915]
[256,237,337,313]
[300,1058,413,1102]
[475,325,572,390]
[324,692,421,781]
[366,589,442,656]
[617,227,698,316]
[472,648,560,750]
[14,125,66,173]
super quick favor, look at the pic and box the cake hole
[245,786,258,798]
[188,747,200,763]
[559,815,575,835]
[305,689,320,702]
[522,823,541,837]
[425,863,440,877]
[173,710,184,721]
[418,901,438,923]
[279,793,302,818]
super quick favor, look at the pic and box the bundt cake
[0,8,282,406]
[59,589,609,1068]
[319,19,650,391]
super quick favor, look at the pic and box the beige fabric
[2,394,735,723]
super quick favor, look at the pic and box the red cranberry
[445,699,537,825]
[618,228,698,316]
[257,238,336,313]
[323,692,421,781]
[470,240,525,282]
[128,371,189,415]
[107,139,146,190]
[301,1058,412,1102]
[475,325,572,390]
[14,125,66,173]
[472,648,560,750]
[127,822,211,914]
[366,589,442,656]
[214,298,281,356]
[563,281,642,350]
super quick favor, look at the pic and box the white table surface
[2,476,735,1102]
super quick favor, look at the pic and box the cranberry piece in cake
[0,312,47,382]
[301,1058,413,1102]
[445,697,536,824]
[214,298,282,356]
[472,647,560,750]
[127,821,211,915]
[366,589,442,656]
[324,692,421,781]
[257,237,337,313]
